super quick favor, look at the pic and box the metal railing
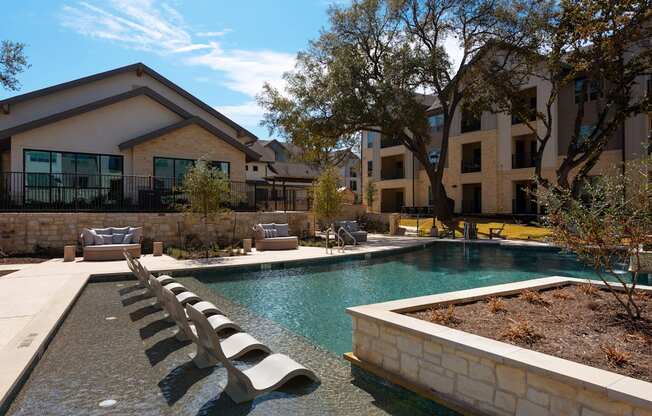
[0,172,311,212]
[461,160,481,173]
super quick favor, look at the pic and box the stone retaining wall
[348,278,652,416]
[0,211,315,254]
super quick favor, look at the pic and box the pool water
[193,244,606,356]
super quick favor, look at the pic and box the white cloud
[215,101,266,132]
[60,0,295,131]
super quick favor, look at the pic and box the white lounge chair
[124,251,176,291]
[187,304,320,403]
[159,284,237,342]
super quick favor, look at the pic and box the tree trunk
[422,156,453,220]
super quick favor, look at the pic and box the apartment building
[362,76,652,214]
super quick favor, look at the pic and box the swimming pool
[193,243,598,355]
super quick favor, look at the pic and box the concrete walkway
[0,234,436,409]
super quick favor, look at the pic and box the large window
[367,160,373,177]
[574,78,601,103]
[428,114,444,133]
[153,157,230,188]
[23,150,123,205]
[461,108,481,133]
[367,131,378,148]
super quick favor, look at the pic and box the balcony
[381,171,405,180]
[512,198,539,215]
[461,160,481,173]
[512,153,536,169]
[380,136,402,148]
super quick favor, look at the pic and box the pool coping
[0,237,559,412]
[345,276,652,414]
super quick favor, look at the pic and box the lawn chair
[159,284,238,342]
[489,223,506,240]
[124,250,176,291]
[187,304,320,403]
[438,222,456,239]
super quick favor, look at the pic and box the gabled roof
[119,117,260,162]
[0,62,258,142]
[0,86,190,139]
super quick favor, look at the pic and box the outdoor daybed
[80,227,142,261]
[253,223,298,251]
[335,220,367,244]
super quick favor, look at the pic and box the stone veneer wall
[0,212,315,254]
[351,315,652,416]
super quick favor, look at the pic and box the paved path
[0,234,436,409]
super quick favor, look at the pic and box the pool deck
[0,234,444,410]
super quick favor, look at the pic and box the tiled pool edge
[346,277,652,416]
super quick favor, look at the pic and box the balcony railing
[380,170,405,180]
[0,172,311,212]
[512,198,539,215]
[461,160,481,173]
[380,136,402,148]
[512,153,536,169]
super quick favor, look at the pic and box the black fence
[0,172,311,212]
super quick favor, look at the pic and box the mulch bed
[408,284,652,382]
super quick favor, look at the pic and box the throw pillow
[112,234,126,244]
[123,233,134,244]
[81,229,97,246]
[94,228,112,235]
[275,223,289,237]
[128,227,143,243]
[111,227,130,235]
[99,234,113,245]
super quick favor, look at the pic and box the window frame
[153,157,231,184]
[428,114,444,133]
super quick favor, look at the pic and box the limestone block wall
[0,211,314,254]
[351,315,652,416]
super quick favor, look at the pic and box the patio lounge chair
[160,284,239,342]
[334,220,367,244]
[253,223,298,251]
[124,251,176,292]
[81,227,143,261]
[187,303,320,403]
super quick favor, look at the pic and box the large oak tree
[259,0,542,219]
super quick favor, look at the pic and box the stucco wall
[131,123,247,182]
[0,211,315,254]
[9,95,183,173]
[0,70,254,143]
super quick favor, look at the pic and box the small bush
[601,344,630,367]
[425,305,459,326]
[552,289,575,300]
[520,289,549,306]
[501,320,543,346]
[578,283,599,297]
[487,297,507,314]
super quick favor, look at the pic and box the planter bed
[346,277,652,416]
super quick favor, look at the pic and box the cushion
[275,223,289,237]
[264,228,278,238]
[111,227,130,235]
[347,221,359,232]
[123,232,134,244]
[81,229,97,246]
[99,234,113,245]
[94,227,112,235]
[260,223,275,230]
[112,234,126,244]
[127,227,142,243]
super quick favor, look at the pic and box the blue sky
[3,0,341,139]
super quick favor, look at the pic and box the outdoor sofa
[80,226,142,261]
[334,220,367,245]
[253,223,298,251]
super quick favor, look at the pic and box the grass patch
[399,218,551,241]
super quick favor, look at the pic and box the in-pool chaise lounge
[187,303,320,403]
[158,283,238,342]
[253,223,299,250]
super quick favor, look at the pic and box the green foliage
[312,167,344,225]
[179,160,232,218]
[1,40,30,91]
[537,155,652,321]
[365,180,377,208]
